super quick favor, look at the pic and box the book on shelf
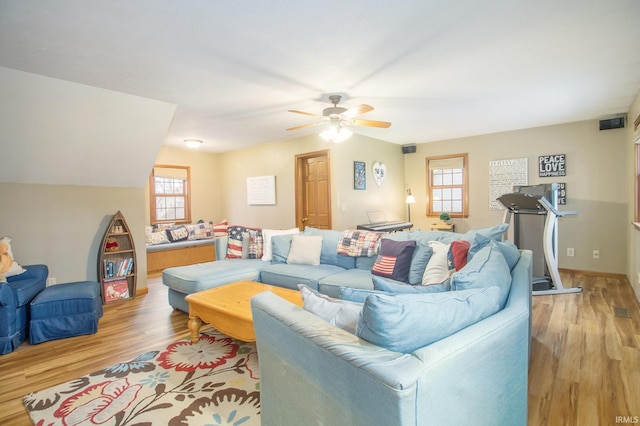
[104,257,134,278]
[103,278,130,302]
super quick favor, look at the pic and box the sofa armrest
[7,264,48,283]
[251,292,425,426]
[0,283,17,309]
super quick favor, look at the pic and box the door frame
[294,149,332,230]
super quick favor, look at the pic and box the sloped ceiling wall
[0,67,176,188]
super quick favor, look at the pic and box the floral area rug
[23,330,260,425]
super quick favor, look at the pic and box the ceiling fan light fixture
[320,124,352,143]
[184,139,203,149]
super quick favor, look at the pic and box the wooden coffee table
[185,280,302,342]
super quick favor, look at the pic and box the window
[426,154,468,218]
[149,165,191,224]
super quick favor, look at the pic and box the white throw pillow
[262,227,300,261]
[422,241,451,285]
[298,284,363,333]
[0,236,26,277]
[287,235,323,265]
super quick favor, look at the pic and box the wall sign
[246,175,276,205]
[557,182,566,205]
[539,154,566,177]
[489,158,528,210]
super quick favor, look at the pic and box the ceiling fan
[286,95,392,132]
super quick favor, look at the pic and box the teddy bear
[105,237,119,252]
[0,243,14,283]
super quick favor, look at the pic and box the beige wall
[405,119,628,275]
[0,183,148,291]
[216,133,406,231]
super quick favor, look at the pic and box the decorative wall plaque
[538,154,566,177]
[489,158,528,210]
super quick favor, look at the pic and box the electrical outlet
[593,250,600,259]
[567,248,575,257]
[47,277,56,286]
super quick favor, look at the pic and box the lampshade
[320,124,353,143]
[184,139,203,149]
[406,189,416,204]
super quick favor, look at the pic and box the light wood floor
[1,272,639,425]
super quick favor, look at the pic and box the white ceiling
[1,0,639,153]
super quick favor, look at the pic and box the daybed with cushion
[250,247,533,426]
[145,221,227,275]
[162,223,513,312]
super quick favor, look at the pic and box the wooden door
[295,150,331,230]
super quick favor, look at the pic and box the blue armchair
[1,264,48,354]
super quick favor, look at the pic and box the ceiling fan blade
[342,104,374,118]
[288,109,323,118]
[350,118,392,128]
[286,122,322,131]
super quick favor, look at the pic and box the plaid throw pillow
[227,226,263,259]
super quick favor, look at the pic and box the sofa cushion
[448,239,471,271]
[467,233,520,270]
[372,275,450,294]
[356,286,501,353]
[186,222,215,241]
[422,241,451,285]
[461,222,509,242]
[227,226,262,259]
[260,263,346,291]
[298,284,362,333]
[287,235,323,265]
[262,228,300,261]
[212,219,229,237]
[339,286,384,303]
[318,269,374,298]
[408,242,432,285]
[372,239,416,283]
[451,241,512,309]
[303,228,355,269]
[165,225,189,242]
[162,259,267,294]
[270,234,294,264]
[146,231,170,246]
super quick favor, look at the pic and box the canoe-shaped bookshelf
[98,211,137,304]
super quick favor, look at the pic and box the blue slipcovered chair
[0,264,48,354]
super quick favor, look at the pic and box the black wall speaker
[402,144,417,154]
[599,117,625,130]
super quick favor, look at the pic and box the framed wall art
[354,161,366,190]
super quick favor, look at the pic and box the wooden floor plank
[0,272,639,425]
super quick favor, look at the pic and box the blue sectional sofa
[250,249,533,425]
[163,224,533,424]
[162,224,512,310]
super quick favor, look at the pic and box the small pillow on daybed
[299,284,362,333]
[356,286,501,353]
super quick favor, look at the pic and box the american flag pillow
[226,226,263,259]
[371,239,417,283]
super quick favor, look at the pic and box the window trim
[426,153,469,219]
[149,164,192,225]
